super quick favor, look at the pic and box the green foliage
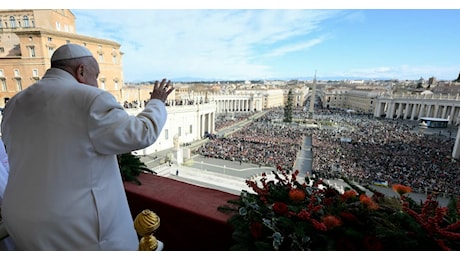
[283,89,293,123]
[447,196,459,223]
[117,153,153,185]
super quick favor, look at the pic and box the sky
[7,1,460,82]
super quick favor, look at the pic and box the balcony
[1,170,237,251]
[3,168,458,251]
[124,173,239,251]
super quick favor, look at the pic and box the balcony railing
[1,172,236,251]
[124,173,238,251]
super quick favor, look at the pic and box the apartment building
[0,9,124,107]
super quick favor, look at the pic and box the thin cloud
[265,37,326,58]
[71,9,460,81]
[72,9,342,81]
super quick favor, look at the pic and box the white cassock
[0,68,167,250]
[0,138,16,251]
[0,138,8,206]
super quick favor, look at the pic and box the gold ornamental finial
[134,209,161,251]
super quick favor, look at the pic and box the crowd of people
[215,112,256,131]
[311,109,460,196]
[197,108,311,170]
[195,107,460,196]
[123,97,210,109]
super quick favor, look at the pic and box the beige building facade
[319,86,384,114]
[234,88,285,109]
[0,9,124,107]
[343,89,381,114]
[321,87,349,110]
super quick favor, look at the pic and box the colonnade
[212,95,263,113]
[374,94,460,125]
[126,103,216,155]
[199,112,214,137]
[373,94,460,159]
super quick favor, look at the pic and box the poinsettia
[218,166,460,250]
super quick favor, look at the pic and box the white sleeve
[0,164,8,207]
[88,92,168,155]
[0,139,8,206]
[0,139,8,172]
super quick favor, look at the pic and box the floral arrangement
[219,166,460,250]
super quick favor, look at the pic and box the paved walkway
[141,152,275,195]
[140,148,451,206]
[292,136,312,176]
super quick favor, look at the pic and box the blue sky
[7,2,460,82]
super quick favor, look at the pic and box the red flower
[272,202,289,215]
[360,194,379,210]
[341,190,358,201]
[249,222,264,239]
[392,184,412,196]
[322,215,342,230]
[311,219,327,231]
[289,188,306,201]
[297,209,311,221]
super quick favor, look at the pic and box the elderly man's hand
[149,78,174,103]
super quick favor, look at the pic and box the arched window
[23,16,30,27]
[0,19,2,28]
[9,16,16,28]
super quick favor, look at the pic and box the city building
[126,102,217,158]
[374,93,460,125]
[2,8,460,157]
[342,88,384,114]
[0,9,124,107]
[320,86,350,109]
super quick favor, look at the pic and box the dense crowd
[215,112,256,131]
[197,108,310,170]
[311,109,460,195]
[195,107,460,196]
[122,97,210,109]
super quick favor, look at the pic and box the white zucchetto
[51,44,93,62]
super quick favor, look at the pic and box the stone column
[433,104,440,118]
[411,103,418,120]
[374,101,382,117]
[386,101,395,119]
[441,106,447,118]
[418,104,425,119]
[452,126,460,160]
[426,104,433,118]
[403,103,410,119]
[396,102,403,118]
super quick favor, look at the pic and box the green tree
[117,153,154,185]
[283,89,293,123]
